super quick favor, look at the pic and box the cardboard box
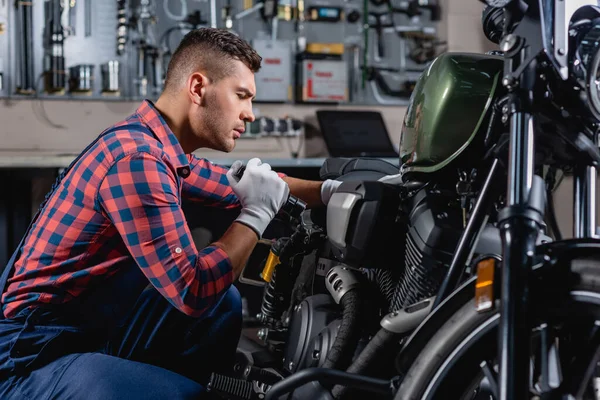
[253,40,292,102]
[298,58,348,103]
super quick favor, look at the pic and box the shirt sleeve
[97,152,234,317]
[182,155,287,208]
[181,155,240,209]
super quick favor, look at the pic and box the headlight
[571,19,600,120]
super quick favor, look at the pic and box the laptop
[316,110,399,158]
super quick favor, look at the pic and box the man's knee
[219,285,242,314]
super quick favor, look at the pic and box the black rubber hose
[322,290,362,371]
[331,327,398,399]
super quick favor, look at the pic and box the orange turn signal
[475,258,496,313]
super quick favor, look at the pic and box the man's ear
[188,72,209,105]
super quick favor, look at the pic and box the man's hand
[227,158,289,238]
[320,179,342,205]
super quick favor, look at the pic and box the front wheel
[395,256,600,400]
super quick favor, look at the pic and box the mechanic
[0,28,341,399]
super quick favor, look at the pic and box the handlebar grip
[232,164,307,221]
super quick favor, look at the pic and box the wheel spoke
[479,360,499,400]
[537,323,563,392]
[565,321,600,399]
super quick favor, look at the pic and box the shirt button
[175,247,182,254]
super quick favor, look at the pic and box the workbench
[0,152,399,266]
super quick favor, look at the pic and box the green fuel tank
[399,53,504,175]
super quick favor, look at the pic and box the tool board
[0,0,442,106]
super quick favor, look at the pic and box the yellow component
[261,250,280,282]
[243,0,253,10]
[475,258,495,313]
[305,43,345,55]
[298,0,305,20]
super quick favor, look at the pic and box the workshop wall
[0,0,457,157]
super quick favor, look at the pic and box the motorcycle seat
[319,157,399,181]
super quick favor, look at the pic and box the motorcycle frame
[493,1,599,399]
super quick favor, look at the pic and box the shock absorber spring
[260,269,289,324]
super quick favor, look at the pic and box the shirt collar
[135,100,191,178]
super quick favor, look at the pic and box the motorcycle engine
[281,294,342,374]
[327,180,502,311]
[281,179,504,374]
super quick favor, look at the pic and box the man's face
[191,60,256,152]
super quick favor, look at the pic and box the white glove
[320,179,342,205]
[227,158,290,238]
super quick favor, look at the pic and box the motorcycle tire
[395,255,600,400]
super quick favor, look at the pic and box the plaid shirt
[1,100,252,319]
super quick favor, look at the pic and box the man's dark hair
[164,28,262,92]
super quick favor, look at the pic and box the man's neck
[154,95,197,154]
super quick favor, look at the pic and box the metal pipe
[15,0,35,93]
[44,0,66,93]
[137,45,147,97]
[85,0,92,37]
[433,158,501,309]
[574,164,597,239]
[507,113,534,206]
[210,0,217,27]
[271,17,278,41]
[498,110,540,400]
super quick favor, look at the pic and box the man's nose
[241,105,255,123]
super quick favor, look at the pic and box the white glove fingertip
[226,170,237,187]
[247,158,262,168]
[260,162,272,172]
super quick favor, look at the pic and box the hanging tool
[135,41,148,96]
[369,12,386,59]
[348,44,361,101]
[408,35,447,64]
[262,0,279,19]
[369,11,441,61]
[117,0,128,55]
[147,45,161,95]
[101,60,120,95]
[222,0,234,29]
[362,65,417,101]
[60,0,76,36]
[43,0,67,94]
[15,0,35,94]
[210,0,217,27]
[368,0,440,21]
[85,0,92,36]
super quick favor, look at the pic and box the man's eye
[237,93,245,99]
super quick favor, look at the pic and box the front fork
[497,59,546,399]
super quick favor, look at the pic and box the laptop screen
[316,110,398,158]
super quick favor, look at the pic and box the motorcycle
[209,1,600,399]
